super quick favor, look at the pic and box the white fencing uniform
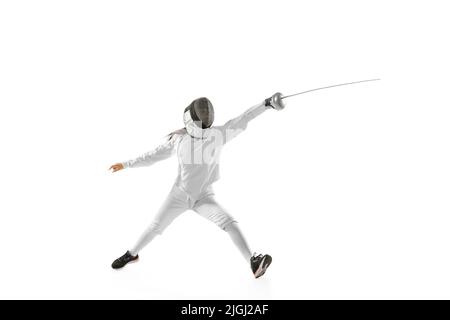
[122,103,269,261]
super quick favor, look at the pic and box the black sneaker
[111,251,139,269]
[250,253,272,278]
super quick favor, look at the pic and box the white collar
[183,110,211,139]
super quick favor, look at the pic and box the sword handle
[264,92,286,110]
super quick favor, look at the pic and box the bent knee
[147,221,164,235]
[221,219,238,232]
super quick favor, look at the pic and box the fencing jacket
[122,103,269,199]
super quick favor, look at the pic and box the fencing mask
[183,97,214,138]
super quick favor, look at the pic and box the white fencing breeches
[129,184,252,262]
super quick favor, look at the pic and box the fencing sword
[266,78,380,110]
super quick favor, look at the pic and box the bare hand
[109,163,124,173]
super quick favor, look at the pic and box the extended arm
[217,92,285,144]
[223,102,267,130]
[121,134,181,169]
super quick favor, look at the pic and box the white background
[0,0,449,299]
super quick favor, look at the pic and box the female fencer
[109,93,285,278]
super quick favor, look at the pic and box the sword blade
[281,78,380,100]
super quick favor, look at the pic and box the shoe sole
[254,255,272,279]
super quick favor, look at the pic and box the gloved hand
[264,92,286,110]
